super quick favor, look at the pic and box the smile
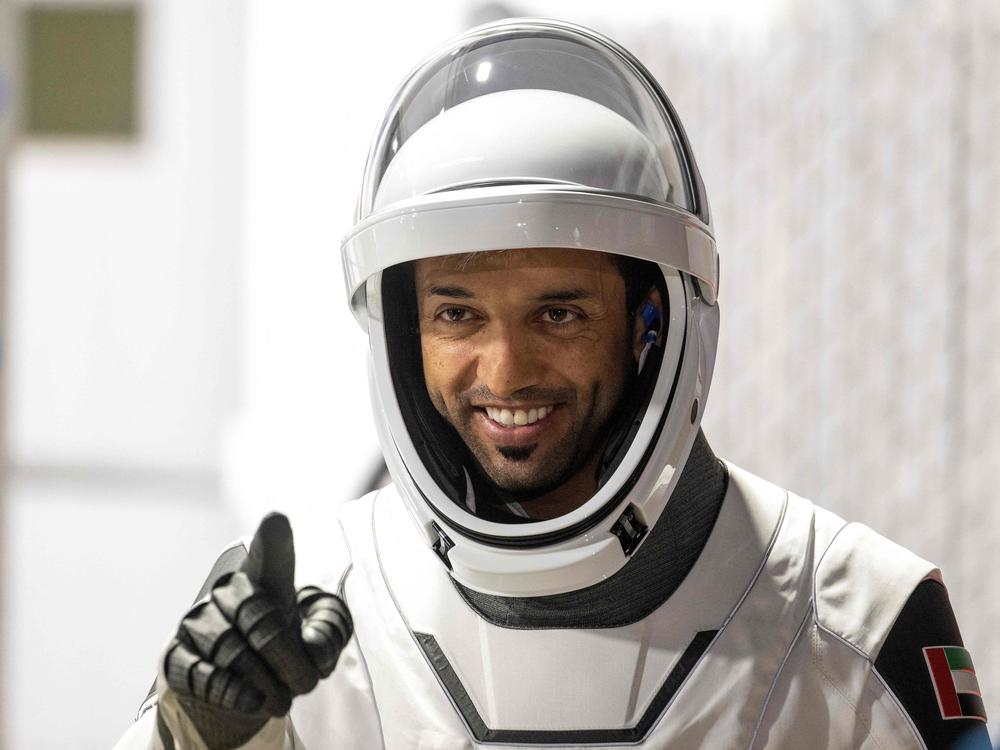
[483,405,555,427]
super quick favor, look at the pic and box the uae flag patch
[923,646,987,721]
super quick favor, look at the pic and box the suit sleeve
[875,578,991,750]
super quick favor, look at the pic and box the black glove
[160,513,353,749]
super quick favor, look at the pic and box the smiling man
[414,248,647,520]
[114,18,989,750]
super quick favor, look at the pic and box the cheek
[547,331,630,387]
[420,338,474,402]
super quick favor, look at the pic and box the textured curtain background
[601,0,1000,724]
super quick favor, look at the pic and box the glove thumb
[240,512,297,613]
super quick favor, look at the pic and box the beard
[429,382,621,502]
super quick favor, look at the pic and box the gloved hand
[158,513,352,750]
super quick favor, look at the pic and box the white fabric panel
[660,489,814,747]
[815,521,939,658]
[111,709,162,750]
[750,622,924,750]
[286,499,354,595]
[291,638,384,750]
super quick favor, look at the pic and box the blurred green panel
[24,6,139,136]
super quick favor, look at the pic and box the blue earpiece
[638,302,661,373]
[639,302,660,342]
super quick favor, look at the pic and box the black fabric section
[875,578,991,749]
[140,543,249,713]
[415,629,715,744]
[156,709,177,750]
[453,430,727,629]
[594,262,668,488]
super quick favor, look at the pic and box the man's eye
[440,307,472,322]
[542,308,579,324]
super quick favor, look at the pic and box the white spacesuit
[114,18,989,750]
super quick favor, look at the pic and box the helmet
[341,18,719,596]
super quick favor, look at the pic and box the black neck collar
[452,430,728,629]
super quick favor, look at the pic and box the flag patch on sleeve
[923,646,987,721]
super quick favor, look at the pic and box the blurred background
[0,0,997,746]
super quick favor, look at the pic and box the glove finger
[240,512,297,613]
[298,588,353,677]
[163,636,264,714]
[297,587,354,636]
[213,571,319,697]
[179,599,292,717]
[254,622,320,696]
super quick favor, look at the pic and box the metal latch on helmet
[431,521,455,570]
[610,504,648,556]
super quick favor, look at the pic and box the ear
[632,287,664,364]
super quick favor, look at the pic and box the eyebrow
[426,285,475,299]
[533,288,596,302]
[424,286,597,302]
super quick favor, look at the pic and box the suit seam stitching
[337,562,354,599]
[810,624,887,750]
[811,519,851,627]
[747,601,814,749]
[716,486,789,633]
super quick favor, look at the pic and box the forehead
[414,248,620,286]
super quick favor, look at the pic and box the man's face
[415,248,632,506]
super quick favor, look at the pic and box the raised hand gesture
[159,513,352,749]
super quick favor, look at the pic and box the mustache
[459,384,574,406]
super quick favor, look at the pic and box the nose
[475,323,543,399]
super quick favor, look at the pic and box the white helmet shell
[374,88,677,210]
[342,18,720,596]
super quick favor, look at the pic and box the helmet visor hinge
[431,522,456,570]
[610,504,648,556]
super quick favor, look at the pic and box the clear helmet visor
[377,249,675,529]
[357,19,697,219]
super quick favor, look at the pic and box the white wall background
[3,0,997,747]
[9,0,243,475]
[0,0,13,741]
[220,0,472,525]
[4,1,246,747]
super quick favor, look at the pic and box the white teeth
[484,405,554,427]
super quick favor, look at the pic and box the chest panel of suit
[336,466,850,748]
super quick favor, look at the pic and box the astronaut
[113,18,990,750]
